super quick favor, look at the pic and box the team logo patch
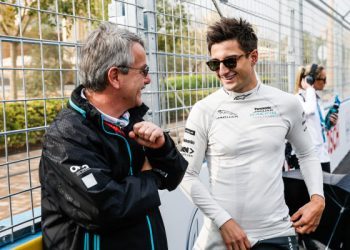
[70,164,90,176]
[183,139,195,144]
[233,93,252,100]
[81,173,98,189]
[185,128,196,136]
[250,106,278,118]
[215,109,238,119]
[181,146,194,157]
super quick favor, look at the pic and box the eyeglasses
[316,77,327,83]
[206,52,251,71]
[117,65,149,77]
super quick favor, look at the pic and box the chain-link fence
[1,0,350,246]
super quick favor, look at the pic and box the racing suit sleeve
[285,97,324,198]
[40,122,162,232]
[298,88,317,115]
[145,132,188,191]
[180,103,232,228]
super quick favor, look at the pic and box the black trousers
[252,236,299,250]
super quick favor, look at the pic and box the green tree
[0,0,112,99]
[156,0,189,52]
[0,0,38,99]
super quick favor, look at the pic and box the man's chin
[222,83,237,91]
[136,99,143,107]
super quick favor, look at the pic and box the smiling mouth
[221,72,237,81]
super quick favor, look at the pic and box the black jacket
[39,85,188,250]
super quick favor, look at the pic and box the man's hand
[329,113,338,126]
[129,121,165,149]
[219,219,251,250]
[291,194,325,234]
[141,157,152,171]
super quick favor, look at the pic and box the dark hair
[207,17,258,54]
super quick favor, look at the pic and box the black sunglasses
[117,65,149,77]
[316,77,326,83]
[206,52,250,71]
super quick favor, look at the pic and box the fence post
[143,0,161,126]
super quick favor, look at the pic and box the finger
[132,136,152,147]
[133,121,145,130]
[141,127,154,141]
[290,210,302,222]
[295,223,308,234]
[237,241,247,250]
[293,218,305,228]
[128,131,136,139]
[304,225,315,234]
[136,125,148,137]
[226,243,233,250]
[244,238,251,249]
[292,214,308,228]
[297,222,315,234]
[149,129,162,143]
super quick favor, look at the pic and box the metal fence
[1,0,350,246]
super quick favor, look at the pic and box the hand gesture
[291,194,325,234]
[219,219,251,250]
[129,121,165,149]
[329,113,338,126]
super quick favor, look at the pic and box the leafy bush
[161,74,220,90]
[0,99,65,154]
[0,74,220,154]
[161,89,216,123]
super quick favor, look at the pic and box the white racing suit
[180,83,324,249]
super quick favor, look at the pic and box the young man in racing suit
[180,18,325,250]
[39,22,188,250]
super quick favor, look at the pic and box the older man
[39,22,187,250]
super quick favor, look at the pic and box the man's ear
[107,67,120,89]
[251,50,258,66]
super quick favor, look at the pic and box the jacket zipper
[102,121,155,250]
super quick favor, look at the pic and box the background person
[180,18,325,250]
[39,22,188,250]
[294,64,338,173]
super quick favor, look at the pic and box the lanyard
[316,100,326,143]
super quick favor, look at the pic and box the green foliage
[162,89,216,123]
[160,75,220,122]
[160,74,220,90]
[0,100,64,153]
[156,0,190,53]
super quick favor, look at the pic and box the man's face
[120,43,151,108]
[209,39,257,93]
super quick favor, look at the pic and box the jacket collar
[68,85,149,134]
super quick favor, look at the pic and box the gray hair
[78,22,144,91]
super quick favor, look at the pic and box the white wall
[329,99,350,171]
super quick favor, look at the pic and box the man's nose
[219,62,230,75]
[144,74,151,84]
